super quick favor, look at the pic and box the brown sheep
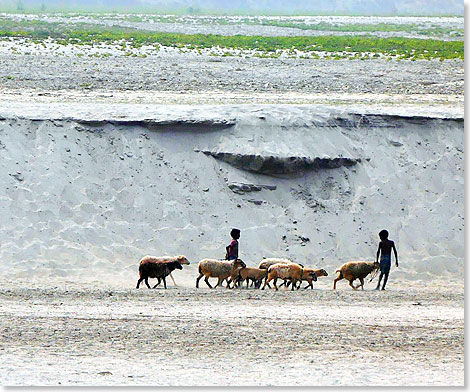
[259,258,304,289]
[236,267,268,288]
[333,261,379,290]
[283,268,328,290]
[136,259,183,289]
[261,263,317,291]
[196,259,246,289]
[138,255,190,286]
[302,268,328,289]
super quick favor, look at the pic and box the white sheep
[258,257,301,270]
[196,259,246,289]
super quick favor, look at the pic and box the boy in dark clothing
[225,228,240,260]
[376,229,399,290]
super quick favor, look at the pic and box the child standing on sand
[225,228,240,260]
[375,229,399,290]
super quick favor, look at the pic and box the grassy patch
[0,22,463,60]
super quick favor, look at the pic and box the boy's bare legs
[381,273,389,290]
[376,272,384,290]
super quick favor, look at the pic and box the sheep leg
[333,277,342,290]
[246,279,250,288]
[261,277,271,290]
[204,276,213,289]
[358,277,365,290]
[265,279,271,289]
[169,273,177,286]
[136,278,144,289]
[225,278,232,288]
[349,279,357,290]
[162,276,167,289]
[153,278,162,289]
[214,277,223,288]
[261,276,272,290]
[144,277,151,289]
[273,278,279,291]
[290,279,297,291]
[196,273,203,288]
[303,281,313,290]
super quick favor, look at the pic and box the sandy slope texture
[0,104,463,289]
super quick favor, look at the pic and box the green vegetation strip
[0,29,463,59]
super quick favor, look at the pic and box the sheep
[283,268,329,290]
[258,257,303,270]
[333,261,380,290]
[302,268,328,289]
[196,259,246,289]
[137,255,190,287]
[235,267,268,288]
[259,258,305,289]
[136,258,184,289]
[261,263,317,291]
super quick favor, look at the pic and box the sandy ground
[0,53,463,97]
[0,280,464,386]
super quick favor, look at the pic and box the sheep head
[174,261,183,270]
[177,255,190,265]
[308,271,318,282]
[319,269,328,277]
[234,259,246,269]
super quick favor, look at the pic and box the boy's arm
[376,243,381,262]
[225,245,231,260]
[392,242,399,266]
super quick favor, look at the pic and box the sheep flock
[136,255,380,291]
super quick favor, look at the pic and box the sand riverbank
[0,282,464,386]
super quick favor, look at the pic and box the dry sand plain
[0,281,464,386]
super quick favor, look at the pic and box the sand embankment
[0,103,463,289]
